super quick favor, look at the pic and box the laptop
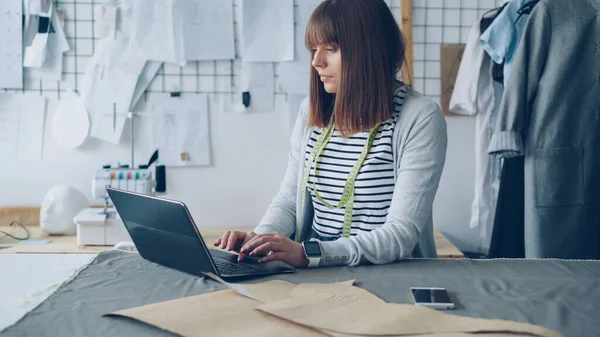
[106,188,295,280]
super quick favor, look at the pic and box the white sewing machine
[74,166,153,246]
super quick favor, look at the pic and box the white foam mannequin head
[40,185,89,234]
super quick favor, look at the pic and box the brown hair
[305,0,407,137]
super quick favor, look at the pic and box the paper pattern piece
[80,33,145,144]
[25,7,70,82]
[257,291,562,337]
[277,0,321,94]
[241,0,294,62]
[130,0,235,65]
[107,279,564,337]
[201,272,253,299]
[51,90,90,149]
[0,0,24,89]
[151,94,211,167]
[0,94,46,161]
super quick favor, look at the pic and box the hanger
[482,2,508,19]
[515,0,541,24]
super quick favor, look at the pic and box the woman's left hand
[239,232,309,268]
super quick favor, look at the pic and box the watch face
[303,241,322,257]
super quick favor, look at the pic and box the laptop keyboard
[214,258,263,275]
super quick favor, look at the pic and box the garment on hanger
[488,0,600,259]
[449,19,501,254]
[480,4,508,85]
[480,0,532,86]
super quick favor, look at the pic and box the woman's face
[311,43,341,93]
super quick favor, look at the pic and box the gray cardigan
[254,89,448,266]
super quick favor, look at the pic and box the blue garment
[480,0,530,85]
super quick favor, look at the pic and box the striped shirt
[306,86,409,238]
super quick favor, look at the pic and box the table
[1,250,599,337]
[0,226,465,258]
[0,254,97,331]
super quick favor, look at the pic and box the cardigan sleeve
[254,97,309,237]
[488,2,552,158]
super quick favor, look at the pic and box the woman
[214,0,447,267]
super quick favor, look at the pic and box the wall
[0,0,506,253]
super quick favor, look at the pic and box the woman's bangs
[305,4,338,50]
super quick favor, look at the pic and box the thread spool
[155,164,166,193]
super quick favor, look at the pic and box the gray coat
[488,0,600,259]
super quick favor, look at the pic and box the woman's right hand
[213,231,257,261]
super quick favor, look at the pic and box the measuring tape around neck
[298,118,381,241]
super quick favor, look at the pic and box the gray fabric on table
[2,250,600,337]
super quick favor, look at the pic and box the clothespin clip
[242,91,251,108]
[170,85,181,98]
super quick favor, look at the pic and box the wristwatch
[302,240,322,268]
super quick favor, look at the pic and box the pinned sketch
[130,0,235,65]
[277,0,321,94]
[0,93,46,161]
[23,1,53,68]
[51,90,90,149]
[25,7,70,82]
[241,0,294,62]
[94,3,117,40]
[0,0,24,89]
[80,34,146,144]
[179,0,235,61]
[152,94,211,167]
[129,61,163,111]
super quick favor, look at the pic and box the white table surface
[0,254,98,332]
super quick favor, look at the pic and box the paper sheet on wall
[94,4,117,40]
[130,0,235,65]
[179,0,235,61]
[151,93,211,167]
[23,1,52,68]
[25,7,70,82]
[80,33,146,144]
[277,0,321,94]
[241,0,294,62]
[223,61,275,113]
[0,94,46,161]
[0,0,24,89]
[130,0,179,65]
[129,61,163,111]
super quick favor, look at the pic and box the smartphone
[410,287,455,310]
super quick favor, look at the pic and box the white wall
[0,0,494,253]
[0,93,481,252]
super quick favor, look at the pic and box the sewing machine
[74,151,166,246]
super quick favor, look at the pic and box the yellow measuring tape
[299,118,382,240]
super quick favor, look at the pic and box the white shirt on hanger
[449,22,500,254]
